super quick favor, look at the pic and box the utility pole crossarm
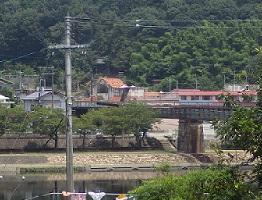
[48,44,91,50]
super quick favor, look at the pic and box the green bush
[129,167,256,200]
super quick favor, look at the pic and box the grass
[20,166,88,174]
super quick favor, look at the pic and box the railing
[24,192,136,200]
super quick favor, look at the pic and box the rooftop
[102,77,126,89]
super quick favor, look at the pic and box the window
[181,96,187,100]
[97,84,108,93]
[203,96,211,100]
[191,96,199,100]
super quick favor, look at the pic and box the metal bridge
[152,102,256,120]
[73,101,256,120]
[152,105,233,121]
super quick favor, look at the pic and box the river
[0,171,161,200]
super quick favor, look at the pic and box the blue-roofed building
[21,88,66,111]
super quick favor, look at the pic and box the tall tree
[0,106,28,136]
[28,106,66,149]
[214,48,262,187]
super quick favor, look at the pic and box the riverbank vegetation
[130,165,257,200]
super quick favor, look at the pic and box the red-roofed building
[75,77,258,107]
[93,77,128,101]
[175,89,257,102]
[128,88,258,106]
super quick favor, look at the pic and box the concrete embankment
[0,151,253,174]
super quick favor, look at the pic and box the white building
[0,94,14,108]
[21,89,66,111]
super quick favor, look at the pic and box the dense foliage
[0,106,66,148]
[0,105,28,136]
[73,101,158,147]
[0,0,262,92]
[28,106,66,148]
[130,167,256,200]
[213,48,262,187]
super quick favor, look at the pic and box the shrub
[129,167,256,200]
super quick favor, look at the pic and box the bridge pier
[178,119,204,153]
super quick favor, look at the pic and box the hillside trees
[128,20,262,90]
[0,0,261,91]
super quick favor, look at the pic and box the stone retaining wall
[0,135,162,151]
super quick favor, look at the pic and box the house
[0,94,15,108]
[92,77,128,102]
[20,88,66,111]
[175,89,258,103]
[127,88,258,106]
[76,76,258,107]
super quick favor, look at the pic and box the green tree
[73,101,158,147]
[214,48,262,187]
[218,92,238,108]
[0,87,15,101]
[0,106,28,136]
[28,106,66,148]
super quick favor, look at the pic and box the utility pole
[48,15,91,197]
[64,16,74,196]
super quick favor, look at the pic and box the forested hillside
[0,0,262,92]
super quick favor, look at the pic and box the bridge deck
[73,101,256,121]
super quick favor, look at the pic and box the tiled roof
[21,90,65,100]
[74,96,100,102]
[143,92,161,98]
[177,90,257,96]
[21,91,51,100]
[108,96,122,102]
[75,96,122,103]
[102,77,126,88]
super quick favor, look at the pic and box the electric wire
[0,48,47,64]
[1,17,262,64]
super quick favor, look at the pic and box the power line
[92,18,262,29]
[92,18,262,23]
[0,48,47,63]
[1,17,261,64]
